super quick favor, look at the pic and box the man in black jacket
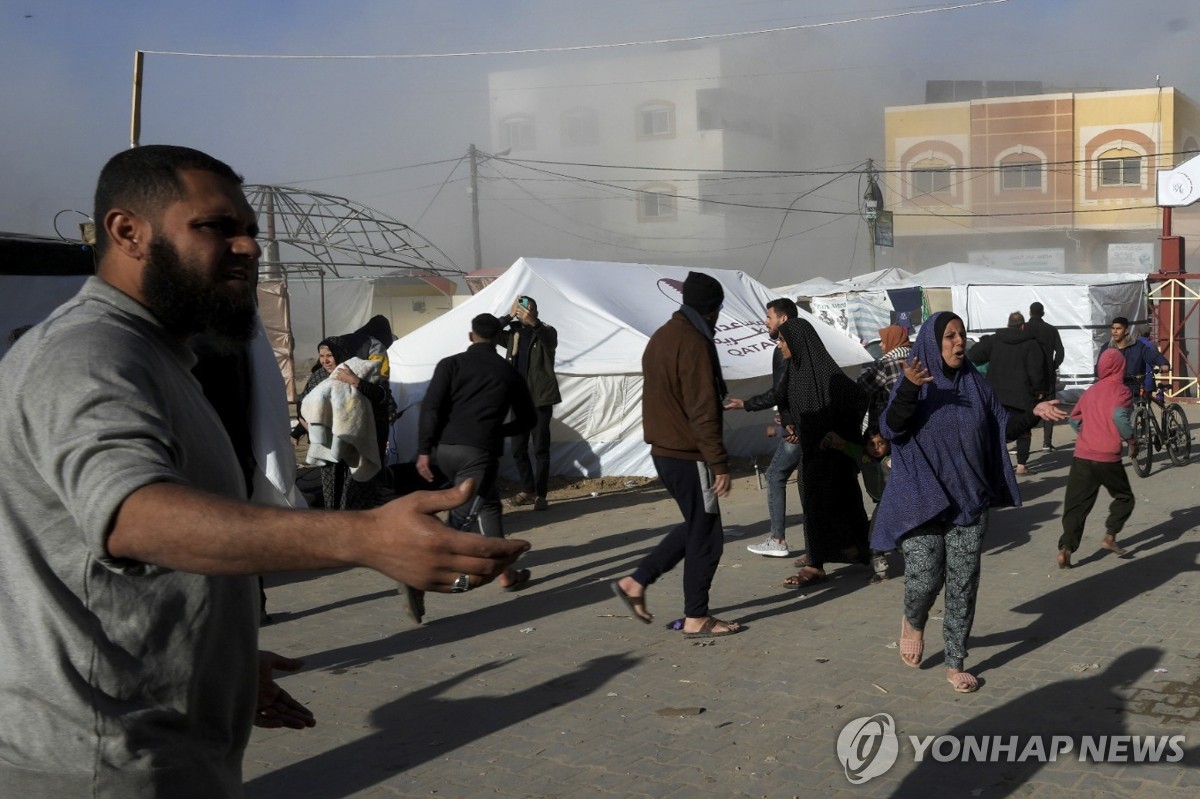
[723,297,800,557]
[416,313,537,590]
[968,311,1050,474]
[499,296,561,511]
[1025,301,1065,450]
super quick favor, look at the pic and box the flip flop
[610,581,653,623]
[948,671,979,693]
[682,617,742,639]
[900,616,924,668]
[783,567,826,588]
[502,568,531,592]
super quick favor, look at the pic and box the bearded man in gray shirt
[0,145,526,797]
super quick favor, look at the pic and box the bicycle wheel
[1163,403,1192,467]
[1131,403,1153,478]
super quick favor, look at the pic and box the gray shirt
[0,278,258,797]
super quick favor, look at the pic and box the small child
[821,426,894,583]
[1057,348,1136,569]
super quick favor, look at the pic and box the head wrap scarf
[871,311,1019,550]
[879,325,909,355]
[318,336,352,365]
[779,318,867,447]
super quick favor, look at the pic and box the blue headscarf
[871,312,1019,550]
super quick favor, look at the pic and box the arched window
[637,101,675,139]
[998,152,1043,190]
[910,157,953,195]
[1096,147,1142,187]
[499,115,536,151]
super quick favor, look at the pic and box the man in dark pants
[416,313,537,605]
[723,297,800,557]
[1025,301,1064,450]
[499,296,561,511]
[968,311,1049,474]
[611,272,742,639]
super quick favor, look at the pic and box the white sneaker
[747,538,791,557]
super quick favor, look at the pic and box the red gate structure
[1152,156,1200,400]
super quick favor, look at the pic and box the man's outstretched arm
[107,480,527,592]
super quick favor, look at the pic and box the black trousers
[632,455,724,619]
[436,443,504,537]
[511,405,553,497]
[1058,458,1135,553]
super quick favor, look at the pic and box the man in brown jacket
[611,272,742,638]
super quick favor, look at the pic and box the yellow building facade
[884,86,1200,271]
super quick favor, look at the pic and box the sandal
[783,566,826,588]
[610,581,653,624]
[899,616,924,668]
[1057,547,1072,570]
[501,568,531,592]
[506,492,535,508]
[682,617,742,639]
[793,554,811,568]
[947,670,979,693]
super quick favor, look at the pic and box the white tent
[772,269,921,345]
[388,258,872,478]
[888,264,1148,387]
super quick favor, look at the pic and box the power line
[139,2,1008,61]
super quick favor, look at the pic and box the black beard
[142,237,257,343]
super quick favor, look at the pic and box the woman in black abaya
[777,318,871,586]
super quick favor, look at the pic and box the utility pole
[863,159,883,273]
[469,144,482,271]
[130,50,144,148]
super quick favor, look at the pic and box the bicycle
[1129,372,1192,478]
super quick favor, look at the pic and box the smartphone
[518,296,531,309]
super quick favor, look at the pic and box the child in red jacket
[1057,348,1137,569]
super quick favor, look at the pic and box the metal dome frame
[243,185,463,295]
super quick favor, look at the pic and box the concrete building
[884,83,1200,273]
[485,48,804,267]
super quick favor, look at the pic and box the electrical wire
[139,2,1009,61]
[53,210,91,242]
[414,154,468,227]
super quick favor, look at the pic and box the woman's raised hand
[902,356,933,386]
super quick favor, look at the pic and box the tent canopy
[388,258,871,477]
[392,258,872,381]
[777,262,1148,388]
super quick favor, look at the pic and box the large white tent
[773,268,920,345]
[388,258,872,478]
[774,263,1149,388]
[891,264,1147,387]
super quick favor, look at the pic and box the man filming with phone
[499,295,562,511]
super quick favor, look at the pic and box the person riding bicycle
[1096,317,1168,396]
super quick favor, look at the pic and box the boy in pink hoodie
[1057,348,1137,569]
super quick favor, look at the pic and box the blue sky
[3,0,1197,283]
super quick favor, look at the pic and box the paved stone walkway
[247,424,1200,798]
